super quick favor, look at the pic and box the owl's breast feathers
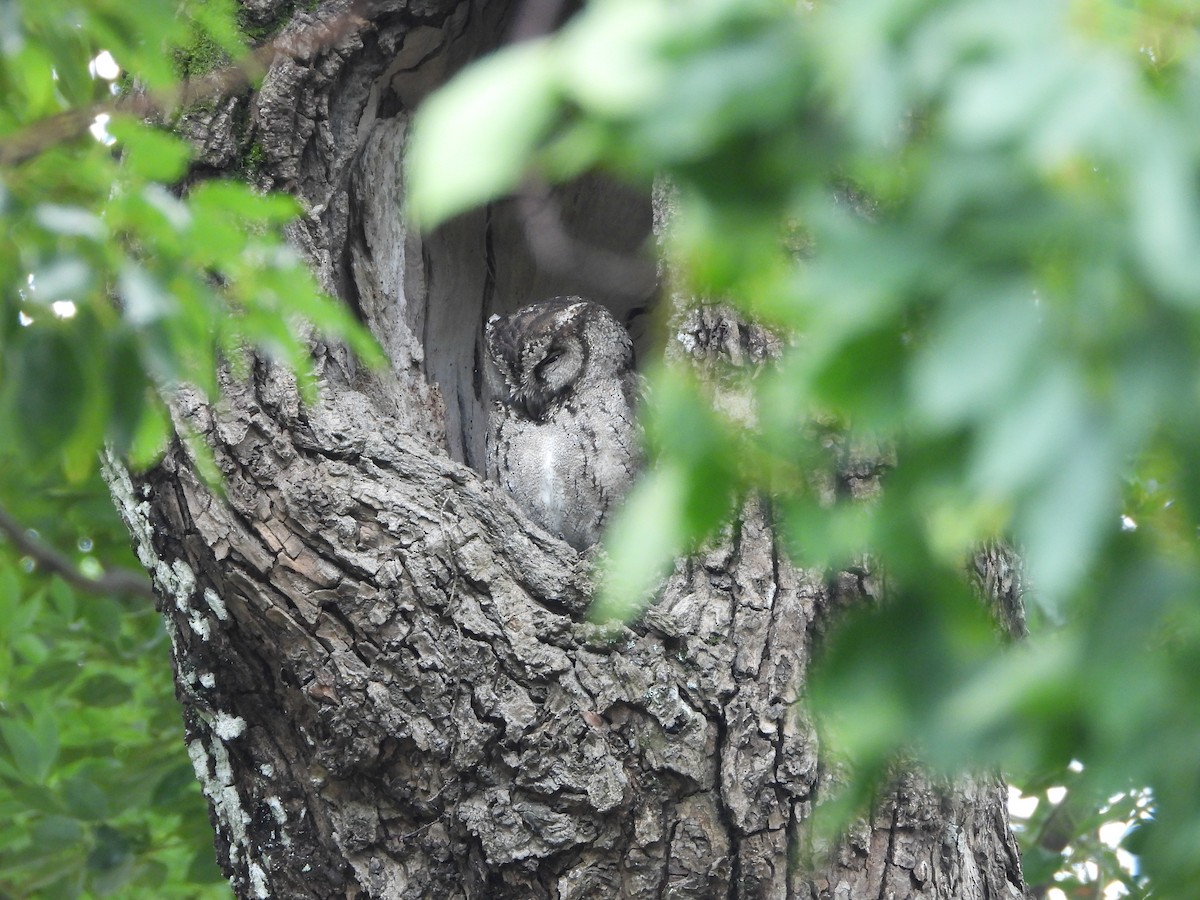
[490,399,637,549]
[485,298,640,549]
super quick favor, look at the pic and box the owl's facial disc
[514,336,583,421]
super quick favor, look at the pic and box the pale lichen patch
[101,452,199,613]
[189,609,212,640]
[213,711,247,740]
[204,587,229,620]
[249,861,269,899]
[188,729,274,895]
[188,736,246,870]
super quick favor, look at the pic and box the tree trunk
[107,2,1029,897]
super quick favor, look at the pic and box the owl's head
[486,298,633,421]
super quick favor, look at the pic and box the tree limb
[517,177,659,299]
[0,4,371,168]
[0,503,155,601]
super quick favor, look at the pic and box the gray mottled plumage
[485,298,641,550]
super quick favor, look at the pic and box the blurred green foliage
[0,0,381,491]
[0,0,380,896]
[0,457,228,898]
[410,0,1200,894]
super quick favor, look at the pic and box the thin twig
[0,3,372,168]
[517,177,659,300]
[0,503,155,601]
[505,1,661,301]
[507,0,568,43]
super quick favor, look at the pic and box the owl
[485,298,641,550]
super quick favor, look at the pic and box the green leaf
[910,287,1043,429]
[31,257,93,301]
[11,42,57,115]
[556,0,673,119]
[22,659,84,691]
[34,205,107,240]
[13,637,50,674]
[407,41,560,225]
[74,674,134,708]
[7,782,63,815]
[32,814,86,851]
[151,763,200,807]
[41,28,97,107]
[0,1,22,56]
[186,845,224,883]
[1018,424,1118,611]
[1019,843,1067,887]
[118,262,175,327]
[943,44,1068,148]
[62,775,110,822]
[50,575,77,618]
[970,364,1085,493]
[0,718,55,782]
[188,180,300,224]
[126,399,172,471]
[1130,131,1200,303]
[592,465,688,623]
[107,118,193,182]
[106,332,150,454]
[86,823,131,873]
[132,858,169,889]
[0,566,21,617]
[6,328,86,464]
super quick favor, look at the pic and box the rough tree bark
[107,2,1029,897]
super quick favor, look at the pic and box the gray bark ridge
[105,1,1029,897]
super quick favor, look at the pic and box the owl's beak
[518,391,548,422]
